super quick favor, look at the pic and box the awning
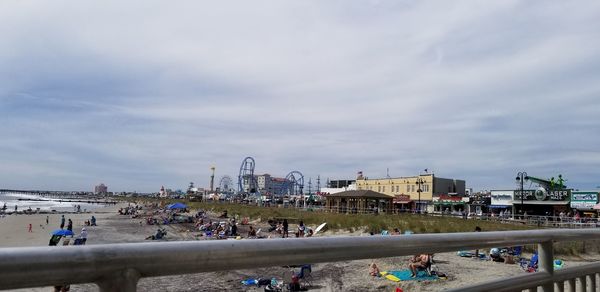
[510,200,570,205]
[393,201,412,204]
[434,201,465,205]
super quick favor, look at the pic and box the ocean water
[0,192,107,212]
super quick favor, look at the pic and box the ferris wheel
[218,175,234,194]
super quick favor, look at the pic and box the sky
[1,1,600,192]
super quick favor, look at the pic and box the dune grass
[179,201,531,234]
[130,198,600,255]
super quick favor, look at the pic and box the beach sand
[1,204,596,292]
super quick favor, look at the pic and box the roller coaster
[236,156,304,197]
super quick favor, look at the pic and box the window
[407,185,410,192]
[396,185,399,192]
[412,185,415,192]
[378,186,381,192]
[382,186,385,192]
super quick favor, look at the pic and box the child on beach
[369,262,381,277]
[28,224,32,232]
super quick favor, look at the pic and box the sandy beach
[1,203,597,292]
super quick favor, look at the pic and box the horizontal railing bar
[552,262,600,282]
[446,259,600,292]
[445,272,552,292]
[1,229,600,290]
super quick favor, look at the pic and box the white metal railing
[1,229,599,292]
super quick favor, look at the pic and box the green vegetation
[131,199,599,255]
[182,201,531,234]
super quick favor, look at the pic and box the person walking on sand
[67,219,73,232]
[28,223,32,232]
[46,215,49,225]
[60,215,65,229]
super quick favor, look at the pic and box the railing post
[96,268,140,292]
[586,274,595,292]
[566,279,576,292]
[539,241,554,292]
[578,276,586,292]
[555,281,564,292]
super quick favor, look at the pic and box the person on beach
[409,254,431,278]
[298,221,305,237]
[46,215,49,225]
[14,205,17,214]
[67,219,73,232]
[282,219,289,238]
[369,262,381,277]
[91,216,96,226]
[28,223,32,232]
[248,226,257,237]
[79,228,88,245]
[474,226,482,258]
[60,215,65,229]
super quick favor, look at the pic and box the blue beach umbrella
[51,229,75,236]
[167,202,187,210]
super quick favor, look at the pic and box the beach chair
[296,264,313,287]
[520,252,538,273]
[62,238,70,246]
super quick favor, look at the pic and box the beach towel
[380,270,440,282]
[241,279,258,286]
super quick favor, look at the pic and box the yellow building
[356,174,465,212]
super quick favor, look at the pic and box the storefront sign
[433,195,469,205]
[393,194,411,204]
[571,201,596,209]
[571,191,598,210]
[572,192,598,201]
[490,190,513,206]
[514,189,570,201]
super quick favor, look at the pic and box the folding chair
[296,264,313,287]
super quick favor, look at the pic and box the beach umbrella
[51,229,74,236]
[167,202,187,210]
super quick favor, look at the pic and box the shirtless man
[409,254,431,278]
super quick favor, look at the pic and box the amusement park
[172,157,600,220]
[180,156,317,208]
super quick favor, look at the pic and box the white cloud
[1,1,600,191]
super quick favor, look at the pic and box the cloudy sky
[1,1,600,192]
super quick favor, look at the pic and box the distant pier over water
[0,189,118,205]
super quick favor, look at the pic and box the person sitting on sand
[305,228,314,237]
[297,221,305,237]
[409,254,431,278]
[369,262,381,277]
[248,226,257,237]
[489,248,505,263]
